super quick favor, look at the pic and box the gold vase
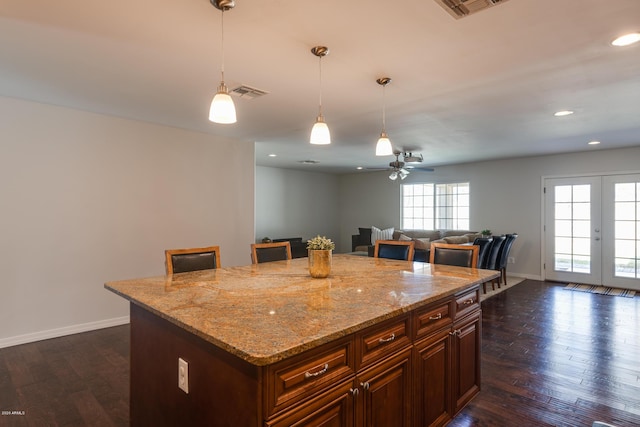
[308,249,332,278]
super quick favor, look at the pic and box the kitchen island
[105,254,499,426]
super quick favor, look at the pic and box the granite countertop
[105,255,499,366]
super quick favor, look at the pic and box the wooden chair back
[251,241,292,264]
[165,246,221,274]
[429,243,479,268]
[374,240,415,261]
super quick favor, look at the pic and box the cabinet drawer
[414,300,453,340]
[266,336,355,417]
[454,287,480,319]
[357,314,411,370]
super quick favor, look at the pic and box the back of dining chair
[429,242,479,268]
[165,246,221,275]
[251,241,292,264]
[374,240,415,261]
[472,237,493,269]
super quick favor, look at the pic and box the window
[402,183,469,230]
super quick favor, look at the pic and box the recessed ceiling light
[588,140,601,145]
[356,166,363,170]
[554,110,574,117]
[268,154,277,157]
[612,33,640,47]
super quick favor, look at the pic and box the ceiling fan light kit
[209,0,237,124]
[375,77,394,156]
[310,46,331,145]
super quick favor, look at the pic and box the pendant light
[310,46,331,145]
[209,0,237,124]
[375,77,394,156]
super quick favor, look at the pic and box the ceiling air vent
[435,0,510,19]
[230,85,269,99]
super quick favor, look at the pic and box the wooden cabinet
[128,285,481,427]
[356,347,413,427]
[413,287,482,427]
[452,311,481,413]
[414,328,453,427]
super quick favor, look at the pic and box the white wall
[255,166,340,246]
[0,96,255,347]
[338,146,640,279]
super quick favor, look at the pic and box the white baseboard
[0,316,130,349]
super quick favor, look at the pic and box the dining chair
[496,233,518,286]
[374,239,415,261]
[429,242,479,268]
[165,246,221,275]
[472,237,493,269]
[251,241,292,264]
[482,235,506,292]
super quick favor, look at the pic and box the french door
[544,174,640,291]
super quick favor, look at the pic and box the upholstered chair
[374,240,415,261]
[165,246,221,275]
[429,243,479,268]
[251,241,292,264]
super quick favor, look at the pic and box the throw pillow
[443,235,469,244]
[414,238,430,250]
[371,226,394,244]
[398,234,412,241]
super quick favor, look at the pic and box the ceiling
[1,0,639,174]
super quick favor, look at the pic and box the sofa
[351,227,481,262]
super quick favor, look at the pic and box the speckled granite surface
[105,255,499,365]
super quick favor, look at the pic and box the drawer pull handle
[463,299,475,305]
[350,387,359,396]
[304,363,329,379]
[378,333,395,343]
[429,313,442,320]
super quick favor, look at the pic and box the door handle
[595,237,601,241]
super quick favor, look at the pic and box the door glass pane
[613,182,639,278]
[553,184,591,274]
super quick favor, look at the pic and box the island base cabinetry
[128,285,481,427]
[414,293,481,426]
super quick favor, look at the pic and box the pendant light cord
[381,83,386,133]
[318,55,323,116]
[220,9,226,83]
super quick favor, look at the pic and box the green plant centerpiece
[481,229,492,237]
[307,235,335,278]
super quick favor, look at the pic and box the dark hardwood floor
[1,280,638,426]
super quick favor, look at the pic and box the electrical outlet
[508,257,515,264]
[178,357,189,394]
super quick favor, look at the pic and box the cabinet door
[414,328,452,427]
[358,347,412,427]
[452,311,481,413]
[265,380,354,427]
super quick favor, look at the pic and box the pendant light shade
[375,77,394,156]
[310,46,330,145]
[209,83,236,123]
[376,132,393,156]
[209,0,237,124]
[311,114,331,145]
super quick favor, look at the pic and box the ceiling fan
[367,151,434,180]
